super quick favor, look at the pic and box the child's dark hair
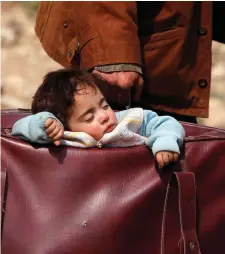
[32,69,108,129]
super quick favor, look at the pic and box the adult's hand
[92,71,144,102]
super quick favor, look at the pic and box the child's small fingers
[45,120,62,132]
[158,160,164,169]
[44,118,55,128]
[54,140,61,146]
[173,153,179,161]
[162,153,170,165]
[45,122,57,134]
[52,129,64,141]
[156,153,164,169]
[167,152,174,162]
[48,126,61,138]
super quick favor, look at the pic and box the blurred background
[1,2,225,129]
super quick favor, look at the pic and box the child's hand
[155,151,179,169]
[44,118,64,146]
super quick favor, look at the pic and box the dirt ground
[1,3,225,129]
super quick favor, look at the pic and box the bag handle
[161,172,201,254]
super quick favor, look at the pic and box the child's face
[67,85,118,141]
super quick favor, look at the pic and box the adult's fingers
[132,76,144,102]
[93,71,138,89]
[117,72,136,89]
[92,70,117,86]
[93,70,144,106]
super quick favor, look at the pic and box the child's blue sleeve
[12,112,62,144]
[140,110,185,156]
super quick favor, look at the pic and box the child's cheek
[109,111,118,124]
[87,124,103,141]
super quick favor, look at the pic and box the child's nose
[99,111,109,124]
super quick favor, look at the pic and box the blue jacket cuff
[146,136,180,157]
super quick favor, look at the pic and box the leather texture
[1,109,225,254]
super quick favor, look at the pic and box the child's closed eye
[84,114,94,123]
[102,104,109,110]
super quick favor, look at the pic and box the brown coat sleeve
[35,2,142,70]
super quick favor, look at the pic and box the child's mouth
[105,124,116,133]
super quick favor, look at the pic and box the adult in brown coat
[35,1,213,122]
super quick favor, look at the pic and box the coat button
[198,27,207,36]
[198,79,208,88]
[63,21,68,29]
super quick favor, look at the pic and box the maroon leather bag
[1,109,225,254]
